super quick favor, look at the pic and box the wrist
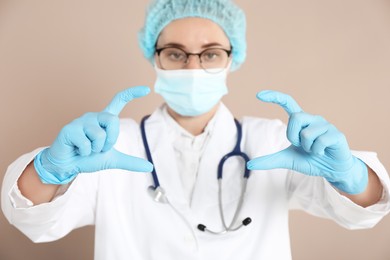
[18,161,61,205]
[329,157,369,194]
[34,149,76,184]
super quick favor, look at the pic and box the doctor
[2,0,390,259]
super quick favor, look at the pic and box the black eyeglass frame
[155,46,232,71]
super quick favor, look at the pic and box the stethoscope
[140,115,252,235]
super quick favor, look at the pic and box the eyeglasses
[155,47,232,73]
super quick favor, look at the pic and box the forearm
[340,166,383,208]
[17,161,60,205]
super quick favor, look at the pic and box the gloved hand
[34,86,154,185]
[246,90,368,194]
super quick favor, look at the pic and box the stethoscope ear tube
[217,119,250,179]
[218,151,250,179]
[198,119,252,234]
[197,217,252,234]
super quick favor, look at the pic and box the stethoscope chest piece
[148,186,168,204]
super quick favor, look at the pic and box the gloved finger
[257,90,303,116]
[109,150,154,172]
[287,113,325,147]
[311,126,347,156]
[60,125,92,156]
[299,120,329,153]
[103,86,150,116]
[84,124,107,153]
[246,147,294,171]
[97,112,120,152]
[77,149,153,173]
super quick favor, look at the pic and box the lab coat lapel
[144,108,188,209]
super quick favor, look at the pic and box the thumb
[78,149,154,173]
[109,149,154,172]
[247,148,294,171]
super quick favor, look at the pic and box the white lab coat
[2,104,390,260]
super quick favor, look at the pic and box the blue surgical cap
[138,0,247,71]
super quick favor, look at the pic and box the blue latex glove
[246,90,368,194]
[34,86,154,184]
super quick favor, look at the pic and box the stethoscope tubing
[140,115,161,188]
[141,115,252,234]
[217,118,250,179]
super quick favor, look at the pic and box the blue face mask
[154,67,229,116]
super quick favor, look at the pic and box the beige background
[1,0,389,259]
